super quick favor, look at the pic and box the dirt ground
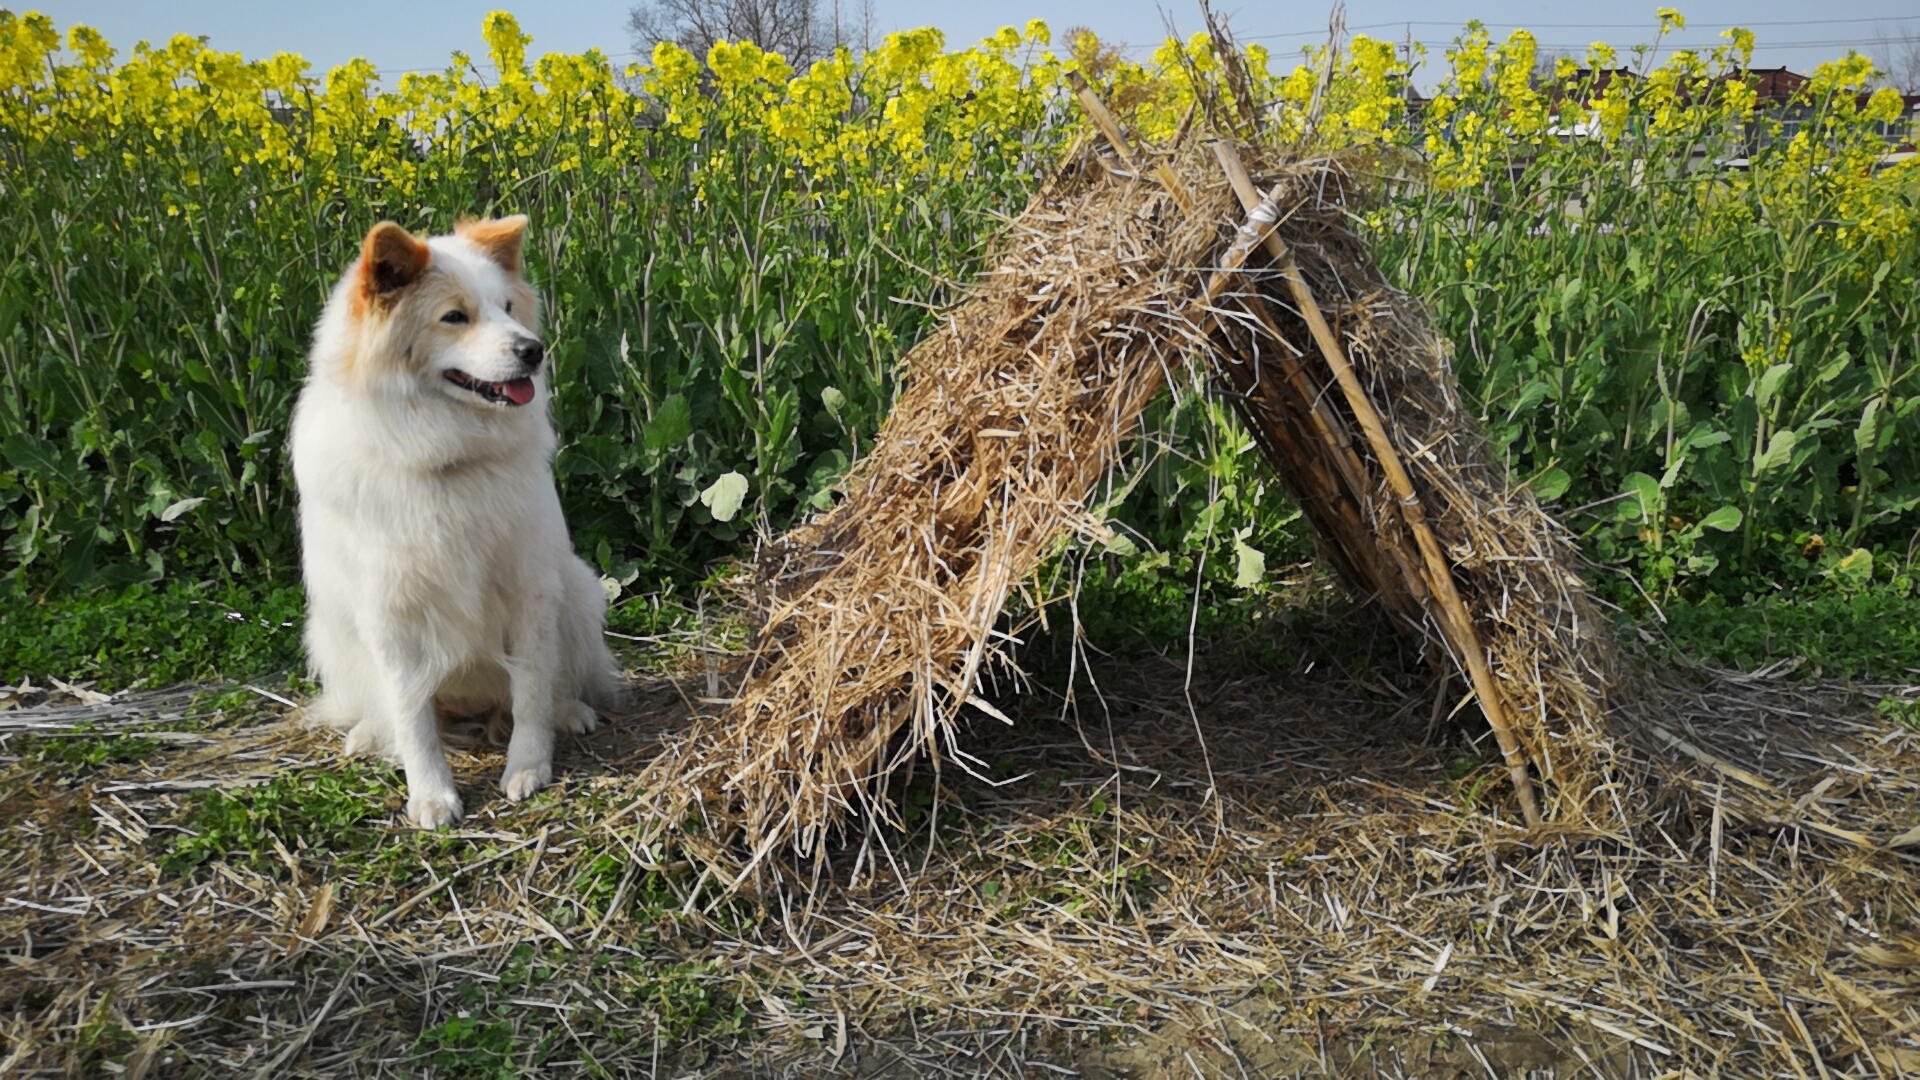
[3,625,1918,1078]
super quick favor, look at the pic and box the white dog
[291,216,619,827]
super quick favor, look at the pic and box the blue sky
[26,1,1920,91]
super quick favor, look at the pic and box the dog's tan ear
[355,222,431,313]
[454,215,529,275]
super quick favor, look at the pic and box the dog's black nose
[513,338,544,370]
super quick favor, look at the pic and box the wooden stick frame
[1209,141,1541,826]
[1065,83,1544,826]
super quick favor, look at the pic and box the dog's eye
[504,301,513,315]
[441,309,469,325]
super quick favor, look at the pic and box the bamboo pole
[1066,71,1195,215]
[1211,140,1543,827]
[1205,278,1435,622]
[1063,79,1274,320]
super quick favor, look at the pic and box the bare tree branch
[628,0,869,70]
[1532,47,1570,88]
[1868,26,1920,94]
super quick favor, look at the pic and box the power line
[1520,36,1920,52]
[351,22,1920,74]
[1249,16,1918,41]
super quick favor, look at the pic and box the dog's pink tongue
[502,378,536,405]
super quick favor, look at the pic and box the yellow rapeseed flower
[1,5,1909,274]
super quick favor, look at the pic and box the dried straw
[1198,142,1619,828]
[632,135,1259,870]
[633,81,1621,868]
[5,658,1915,1077]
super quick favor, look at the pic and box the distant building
[1398,64,1918,171]
[1725,67,1917,168]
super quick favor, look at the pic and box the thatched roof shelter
[629,62,1620,880]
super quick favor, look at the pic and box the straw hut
[632,58,1620,879]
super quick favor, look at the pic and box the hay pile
[645,138,1249,868]
[6,659,1917,1077]
[635,77,1619,871]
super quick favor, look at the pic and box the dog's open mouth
[444,369,536,406]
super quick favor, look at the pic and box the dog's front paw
[342,721,379,757]
[343,720,406,764]
[556,700,602,735]
[502,761,553,802]
[407,789,464,829]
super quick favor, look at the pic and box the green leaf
[1687,426,1731,449]
[1833,548,1874,590]
[1619,472,1661,521]
[2,433,65,478]
[642,393,692,453]
[1184,498,1227,546]
[1698,506,1743,532]
[158,497,207,522]
[1855,398,1884,456]
[804,449,849,510]
[1651,398,1691,436]
[1529,467,1571,501]
[1684,552,1720,575]
[1660,454,1688,489]
[764,386,794,449]
[1233,537,1266,588]
[820,385,845,420]
[1755,429,1797,473]
[699,471,749,522]
[1508,380,1550,419]
[1753,363,1793,410]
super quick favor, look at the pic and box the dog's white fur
[291,217,618,828]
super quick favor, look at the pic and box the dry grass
[2,641,1917,1077]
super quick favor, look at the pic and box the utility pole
[1403,24,1413,104]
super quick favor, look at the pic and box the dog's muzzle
[445,368,536,406]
